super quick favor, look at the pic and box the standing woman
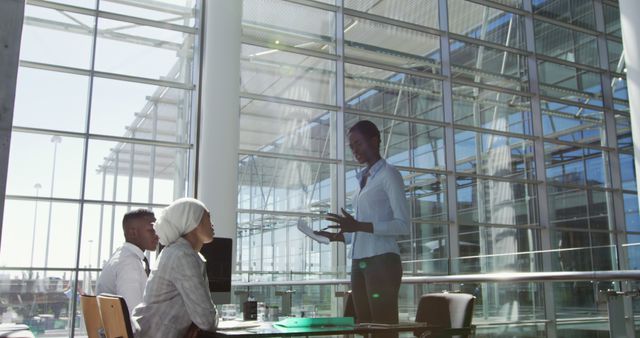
[132,198,218,338]
[316,120,409,324]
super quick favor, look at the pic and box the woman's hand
[313,230,345,242]
[325,208,373,233]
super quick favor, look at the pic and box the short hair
[348,120,380,140]
[122,209,155,230]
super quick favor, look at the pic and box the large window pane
[13,67,89,133]
[6,133,84,199]
[541,100,605,146]
[345,63,443,121]
[238,155,334,213]
[448,0,526,50]
[90,78,192,142]
[1,200,79,268]
[538,60,603,106]
[455,130,535,179]
[240,99,335,158]
[450,39,529,90]
[534,21,599,67]
[344,0,439,29]
[20,5,94,69]
[544,143,608,187]
[411,222,449,275]
[533,0,596,30]
[456,176,538,226]
[243,0,335,54]
[344,15,441,74]
[452,84,533,135]
[458,225,541,273]
[241,44,336,105]
[345,115,446,170]
[84,140,190,205]
[409,172,448,222]
[95,18,195,83]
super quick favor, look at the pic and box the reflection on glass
[448,0,526,49]
[95,18,195,82]
[455,130,535,179]
[532,0,596,30]
[603,4,622,37]
[238,156,334,213]
[458,225,541,273]
[450,39,529,90]
[90,78,192,142]
[408,173,447,222]
[544,143,608,186]
[345,63,443,121]
[20,5,95,69]
[453,84,532,135]
[240,98,335,158]
[541,100,605,145]
[345,115,445,170]
[345,0,439,28]
[534,21,599,67]
[344,15,441,74]
[607,39,624,72]
[456,176,538,227]
[243,0,336,54]
[241,44,336,105]
[537,60,603,106]
[13,67,89,133]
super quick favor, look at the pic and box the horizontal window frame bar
[455,173,540,185]
[12,126,193,149]
[282,0,338,12]
[4,194,171,209]
[240,92,339,112]
[242,36,338,61]
[19,60,196,90]
[238,149,340,164]
[344,56,447,81]
[343,7,444,37]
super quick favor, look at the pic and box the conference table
[199,321,442,337]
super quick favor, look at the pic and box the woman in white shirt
[132,198,218,338]
[316,120,410,326]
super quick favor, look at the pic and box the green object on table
[274,316,354,328]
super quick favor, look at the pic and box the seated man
[96,209,158,314]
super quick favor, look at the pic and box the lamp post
[29,183,42,279]
[44,135,62,276]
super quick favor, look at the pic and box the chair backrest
[97,294,134,338]
[415,293,475,329]
[80,294,103,338]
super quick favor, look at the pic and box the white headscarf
[154,198,209,246]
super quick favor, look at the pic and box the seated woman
[132,198,218,338]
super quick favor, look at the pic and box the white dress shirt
[345,159,410,259]
[96,242,148,315]
[132,237,217,338]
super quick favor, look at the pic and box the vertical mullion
[335,0,346,280]
[439,0,459,276]
[524,0,557,337]
[70,0,101,335]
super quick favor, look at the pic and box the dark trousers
[351,252,402,324]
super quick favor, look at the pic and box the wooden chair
[80,294,103,338]
[97,294,134,338]
[415,292,475,338]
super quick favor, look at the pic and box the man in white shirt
[96,209,158,314]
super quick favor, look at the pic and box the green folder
[274,317,355,328]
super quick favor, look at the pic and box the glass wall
[236,0,635,336]
[0,1,199,336]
